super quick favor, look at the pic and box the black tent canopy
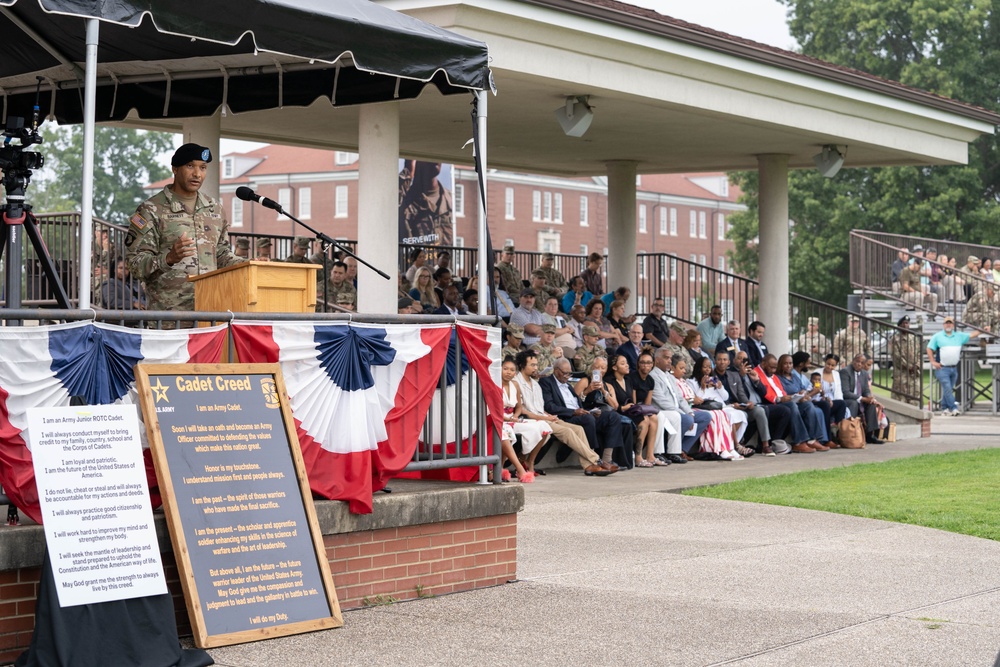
[0,0,492,123]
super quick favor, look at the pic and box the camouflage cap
[507,324,525,338]
[669,321,688,335]
[293,236,312,249]
[582,325,599,337]
[807,316,819,326]
[502,244,515,253]
[969,255,981,264]
[530,270,546,280]
[542,252,555,260]
[256,238,272,249]
[235,238,250,249]
[847,314,860,323]
[540,323,556,334]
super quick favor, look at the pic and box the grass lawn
[683,449,1000,541]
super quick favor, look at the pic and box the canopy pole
[77,18,99,309]
[475,90,488,318]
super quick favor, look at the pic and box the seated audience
[642,297,670,347]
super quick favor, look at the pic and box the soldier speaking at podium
[125,143,244,311]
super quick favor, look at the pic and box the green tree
[32,125,173,224]
[728,0,1000,307]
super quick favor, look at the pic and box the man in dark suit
[433,284,467,316]
[540,359,626,469]
[618,323,646,372]
[715,319,749,363]
[715,350,792,456]
[840,354,885,444]
[745,320,768,368]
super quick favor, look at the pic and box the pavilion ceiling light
[813,144,846,178]
[554,95,594,137]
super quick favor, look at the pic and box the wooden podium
[188,261,321,313]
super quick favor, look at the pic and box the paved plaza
[199,415,1000,666]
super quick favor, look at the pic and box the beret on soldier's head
[171,143,212,167]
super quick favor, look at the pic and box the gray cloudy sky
[630,0,797,50]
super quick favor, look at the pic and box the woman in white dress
[501,358,552,478]
[689,357,750,457]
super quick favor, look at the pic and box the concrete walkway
[206,416,1000,666]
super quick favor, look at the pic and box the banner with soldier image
[398,160,455,247]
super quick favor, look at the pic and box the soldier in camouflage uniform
[284,236,312,263]
[664,321,691,377]
[889,315,922,405]
[574,325,608,372]
[234,237,250,258]
[495,244,524,301]
[125,143,244,312]
[530,323,564,377]
[255,238,272,261]
[529,271,559,311]
[502,324,525,362]
[962,282,1000,332]
[797,317,830,368]
[535,252,568,297]
[832,315,872,366]
[322,260,356,311]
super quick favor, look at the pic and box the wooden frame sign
[135,363,342,648]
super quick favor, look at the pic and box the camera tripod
[1,187,70,315]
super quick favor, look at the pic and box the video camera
[1,115,45,221]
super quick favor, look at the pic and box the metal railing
[0,309,501,508]
[850,230,996,330]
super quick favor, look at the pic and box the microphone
[235,186,281,211]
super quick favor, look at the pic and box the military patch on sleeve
[125,230,137,247]
[129,211,149,230]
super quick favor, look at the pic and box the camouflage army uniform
[324,280,357,310]
[797,332,830,367]
[501,344,524,362]
[573,343,607,373]
[125,186,243,311]
[962,290,1000,331]
[530,341,560,377]
[832,327,872,363]
[91,244,111,306]
[535,266,568,296]
[495,261,524,301]
[889,330,923,405]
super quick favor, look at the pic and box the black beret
[171,143,212,167]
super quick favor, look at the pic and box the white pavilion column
[357,102,400,314]
[182,111,222,198]
[757,154,790,356]
[605,161,638,304]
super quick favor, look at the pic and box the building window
[689,211,697,237]
[298,187,311,220]
[665,297,677,316]
[638,204,647,233]
[278,188,291,220]
[690,297,698,319]
[454,183,465,217]
[721,299,734,321]
[335,185,348,218]
[543,192,552,221]
[636,296,647,314]
[689,254,696,281]
[532,191,541,221]
[638,252,647,278]
[230,198,243,228]
[505,188,515,219]
[670,208,677,236]
[222,157,234,179]
[659,207,667,235]
[335,151,357,165]
[717,213,726,240]
[699,211,707,239]
[454,236,465,272]
[720,177,729,197]
[669,256,677,281]
[699,254,707,280]
[554,193,563,222]
[580,196,589,226]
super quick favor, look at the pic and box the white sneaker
[951,409,962,416]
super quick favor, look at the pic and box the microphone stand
[269,204,390,312]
